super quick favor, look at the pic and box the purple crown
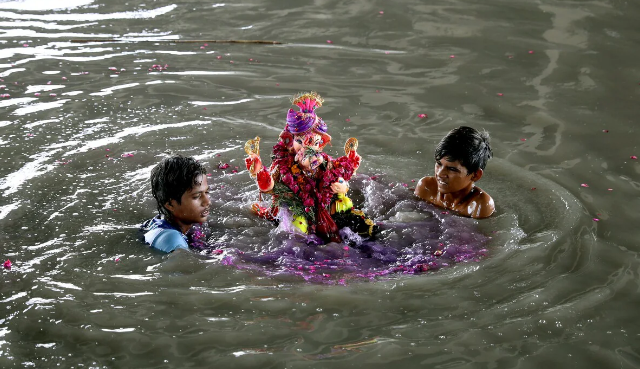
[284,92,326,135]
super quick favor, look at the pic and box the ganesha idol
[244,92,376,243]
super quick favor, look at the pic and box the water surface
[1,0,640,367]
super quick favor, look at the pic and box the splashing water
[186,174,490,283]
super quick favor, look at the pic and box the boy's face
[434,157,480,194]
[165,175,210,232]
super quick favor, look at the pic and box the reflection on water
[1,0,640,367]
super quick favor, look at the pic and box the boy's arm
[152,230,189,253]
[471,191,495,219]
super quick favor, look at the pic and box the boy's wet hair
[150,155,208,218]
[434,126,492,175]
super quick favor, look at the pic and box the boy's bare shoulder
[469,187,495,218]
[414,176,437,200]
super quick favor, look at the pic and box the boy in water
[415,126,495,219]
[140,155,211,253]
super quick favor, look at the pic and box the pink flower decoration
[3,259,11,269]
[580,183,589,187]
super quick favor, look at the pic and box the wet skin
[165,175,211,234]
[415,158,494,219]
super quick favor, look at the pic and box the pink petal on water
[276,83,280,86]
[327,40,333,44]
[345,118,351,122]
[47,81,51,85]
[607,188,613,191]
[3,259,11,269]
[200,46,205,49]
[115,257,121,262]
[449,55,455,58]
[631,155,638,159]
[218,163,230,169]
[592,218,600,222]
[62,77,67,80]
[581,183,589,187]
[23,44,29,47]
[528,50,534,54]
[531,187,537,190]
[385,51,390,54]
[203,107,207,110]
[418,113,427,118]
[497,93,504,96]
[204,43,209,47]
[216,56,222,59]
[49,93,57,97]
[520,138,526,141]
[379,11,384,14]
[602,129,609,133]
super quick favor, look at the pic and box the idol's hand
[256,168,274,192]
[348,150,361,171]
[245,154,263,176]
[330,177,349,194]
[344,137,360,170]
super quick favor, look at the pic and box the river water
[1,0,640,368]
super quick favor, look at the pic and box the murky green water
[1,0,640,367]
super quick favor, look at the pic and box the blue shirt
[141,216,189,253]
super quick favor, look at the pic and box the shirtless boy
[140,155,211,253]
[415,126,495,219]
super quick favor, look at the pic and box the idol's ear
[471,169,484,182]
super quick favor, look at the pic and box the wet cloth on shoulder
[140,216,188,253]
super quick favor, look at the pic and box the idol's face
[293,133,323,153]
